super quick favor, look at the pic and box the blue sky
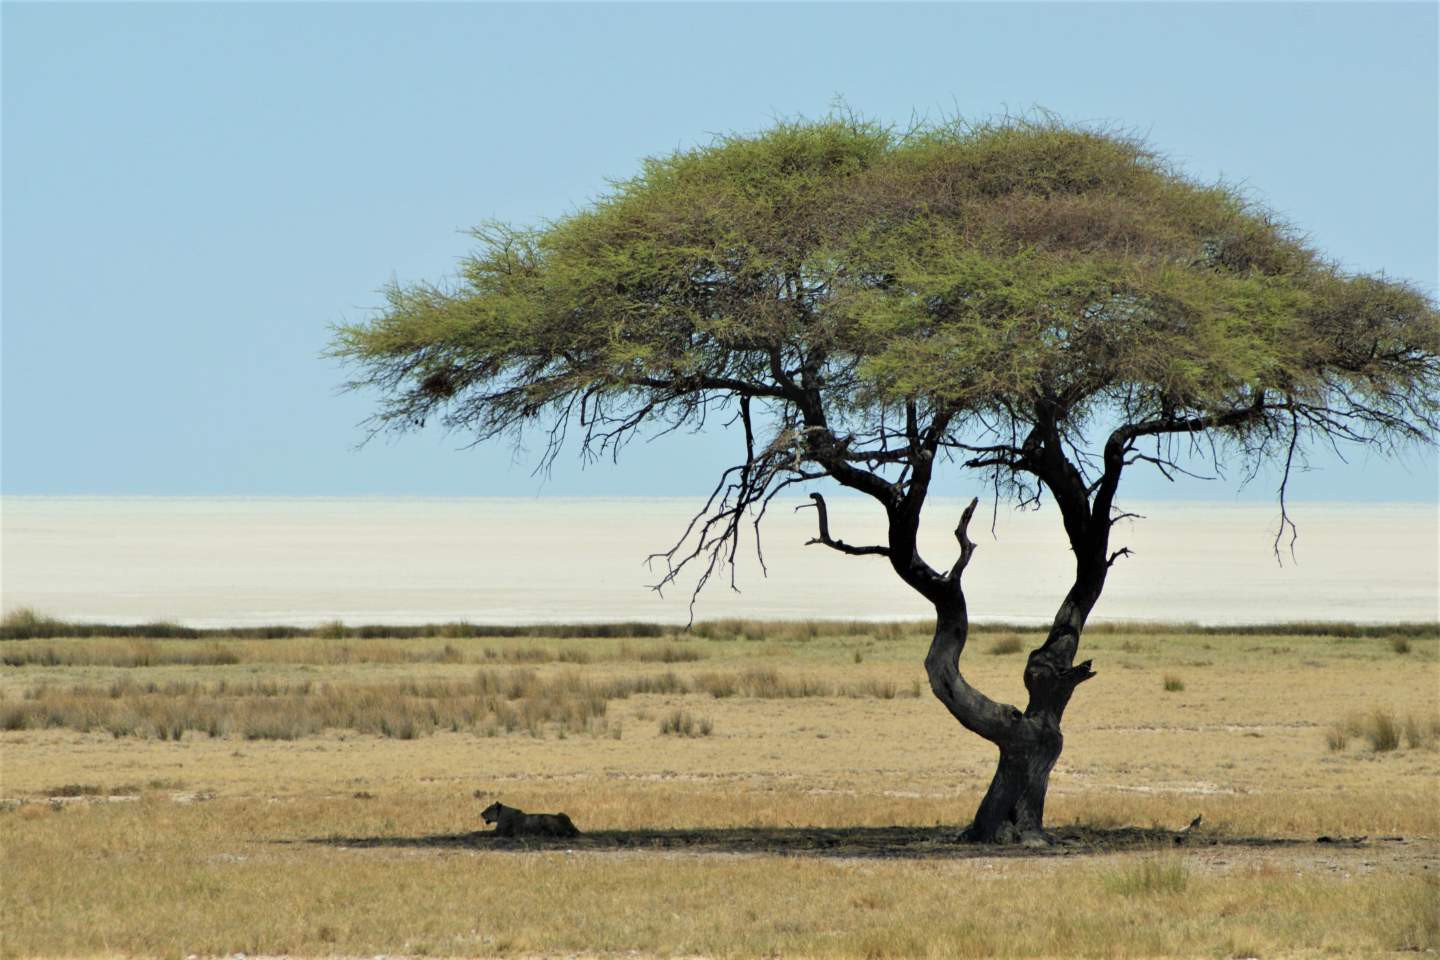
[3,2,1436,501]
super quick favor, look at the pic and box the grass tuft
[624,642,705,663]
[1402,714,1440,749]
[1367,709,1401,752]
[986,635,1024,655]
[1327,707,1439,753]
[1104,856,1189,896]
[1162,674,1185,692]
[658,708,712,737]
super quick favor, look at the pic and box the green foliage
[334,112,1438,463]
[332,111,1438,609]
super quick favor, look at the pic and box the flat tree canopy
[335,115,1438,841]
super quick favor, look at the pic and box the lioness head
[480,801,507,824]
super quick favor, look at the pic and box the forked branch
[949,496,980,581]
[797,493,890,557]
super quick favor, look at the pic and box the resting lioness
[480,801,580,838]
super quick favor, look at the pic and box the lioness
[480,801,580,838]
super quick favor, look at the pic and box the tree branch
[1117,392,1268,443]
[796,493,890,557]
[948,496,980,581]
[632,374,791,401]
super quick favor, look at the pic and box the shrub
[1,607,59,631]
[1162,675,1185,692]
[1390,636,1412,654]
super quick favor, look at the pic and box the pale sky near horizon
[3,2,1437,502]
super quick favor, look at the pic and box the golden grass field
[2,621,1438,958]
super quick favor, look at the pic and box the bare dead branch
[948,496,980,581]
[796,493,890,557]
[1274,408,1302,565]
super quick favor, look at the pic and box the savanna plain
[2,616,1437,959]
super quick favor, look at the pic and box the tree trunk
[966,732,1062,843]
[926,603,1096,844]
[963,625,1092,842]
[909,493,1106,843]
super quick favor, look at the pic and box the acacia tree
[334,116,1438,842]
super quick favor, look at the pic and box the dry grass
[10,611,1433,642]
[1327,707,1440,754]
[0,635,718,669]
[0,664,932,741]
[1102,854,1190,896]
[692,666,912,700]
[1,797,1435,958]
[658,707,713,737]
[2,622,1438,957]
[0,669,696,740]
[986,634,1025,655]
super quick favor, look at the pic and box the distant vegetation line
[1,607,1434,641]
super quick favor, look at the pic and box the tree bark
[961,625,1094,843]
[920,499,1103,844]
[803,419,1115,843]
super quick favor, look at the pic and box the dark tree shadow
[297,824,1351,860]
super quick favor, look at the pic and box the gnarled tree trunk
[922,500,1104,843]
[926,610,1095,843]
[806,414,1123,843]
